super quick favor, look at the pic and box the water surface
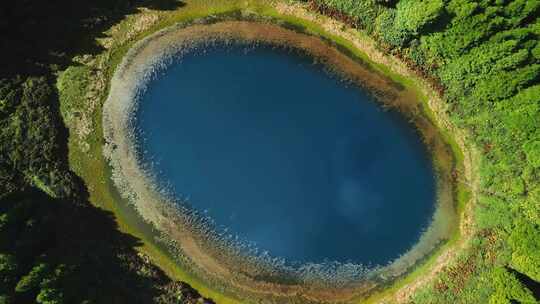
[136,45,436,266]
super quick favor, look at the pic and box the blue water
[136,45,436,266]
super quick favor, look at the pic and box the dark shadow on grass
[508,267,540,300]
[0,188,155,303]
[0,0,185,79]
[0,1,218,303]
[0,188,216,303]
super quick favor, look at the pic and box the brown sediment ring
[103,20,461,303]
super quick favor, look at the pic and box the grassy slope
[261,7,472,302]
[58,1,469,303]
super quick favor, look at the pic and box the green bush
[394,0,444,40]
[523,140,540,168]
[319,0,382,33]
[508,218,540,281]
[15,263,50,294]
[328,0,540,301]
[488,267,536,304]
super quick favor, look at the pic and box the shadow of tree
[141,0,186,11]
[1,188,153,303]
[1,188,215,303]
[0,0,216,303]
[0,0,186,199]
[509,268,540,300]
[0,0,185,78]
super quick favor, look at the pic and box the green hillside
[0,0,538,303]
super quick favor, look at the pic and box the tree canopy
[311,0,540,301]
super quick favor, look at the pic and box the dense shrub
[316,0,382,33]
[0,1,215,303]
[393,0,444,43]
[306,0,540,301]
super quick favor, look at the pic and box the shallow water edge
[102,16,463,303]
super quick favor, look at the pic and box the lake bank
[59,1,476,302]
[103,18,464,303]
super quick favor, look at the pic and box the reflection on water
[135,44,436,266]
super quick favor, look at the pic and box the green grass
[58,1,471,302]
[258,11,472,303]
[30,176,57,197]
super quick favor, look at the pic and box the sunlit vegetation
[307,0,540,302]
[0,77,80,198]
[1,0,539,302]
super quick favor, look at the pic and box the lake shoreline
[56,1,479,303]
[101,14,471,303]
[272,4,479,303]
